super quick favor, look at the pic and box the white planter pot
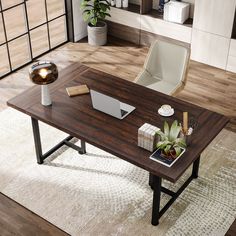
[87,21,107,46]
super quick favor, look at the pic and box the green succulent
[156,120,186,157]
[81,0,111,27]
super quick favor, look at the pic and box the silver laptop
[90,90,135,119]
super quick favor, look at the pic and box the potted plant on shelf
[81,0,111,46]
[156,120,186,160]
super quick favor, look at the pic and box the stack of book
[138,123,160,152]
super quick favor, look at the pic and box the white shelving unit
[141,14,192,44]
[227,39,236,73]
[191,0,236,70]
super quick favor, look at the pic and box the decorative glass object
[29,61,58,106]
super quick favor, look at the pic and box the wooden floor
[226,219,236,236]
[0,36,236,234]
[0,193,69,236]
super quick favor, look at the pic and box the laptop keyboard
[121,109,128,117]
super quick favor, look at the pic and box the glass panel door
[3,4,27,40]
[1,0,24,10]
[0,0,68,78]
[49,16,67,48]
[30,25,49,58]
[47,0,65,20]
[8,35,31,69]
[0,45,10,76]
[27,0,46,29]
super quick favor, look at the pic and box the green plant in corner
[81,0,111,27]
[156,120,186,158]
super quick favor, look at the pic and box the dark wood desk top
[7,63,229,182]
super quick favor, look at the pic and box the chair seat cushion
[147,80,178,95]
[135,70,161,86]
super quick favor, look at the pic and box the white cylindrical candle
[116,0,122,8]
[122,0,128,8]
[41,85,52,106]
[110,0,115,6]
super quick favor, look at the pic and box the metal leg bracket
[150,156,201,225]
[31,117,86,164]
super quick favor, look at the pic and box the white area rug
[0,108,235,236]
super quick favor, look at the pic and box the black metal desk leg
[151,175,162,226]
[149,173,154,188]
[79,140,86,154]
[31,117,44,164]
[192,156,201,179]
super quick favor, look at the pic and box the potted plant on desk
[156,120,186,160]
[81,0,111,46]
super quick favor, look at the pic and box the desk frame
[31,116,200,226]
[149,156,200,225]
[31,117,86,164]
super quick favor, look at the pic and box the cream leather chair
[135,40,190,95]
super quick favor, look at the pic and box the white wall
[72,0,87,42]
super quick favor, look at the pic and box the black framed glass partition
[0,0,69,78]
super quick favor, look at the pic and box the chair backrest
[144,40,190,85]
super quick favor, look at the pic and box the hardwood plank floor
[226,219,236,236]
[0,193,70,236]
[0,36,235,234]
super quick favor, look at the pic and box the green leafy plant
[81,0,111,27]
[156,120,186,158]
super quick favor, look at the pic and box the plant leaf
[81,0,110,24]
[156,140,171,150]
[164,144,171,155]
[83,12,91,22]
[174,146,181,157]
[174,138,186,148]
[169,120,181,141]
[164,121,170,137]
[156,130,166,141]
[90,17,97,26]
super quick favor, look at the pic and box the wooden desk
[7,62,229,225]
